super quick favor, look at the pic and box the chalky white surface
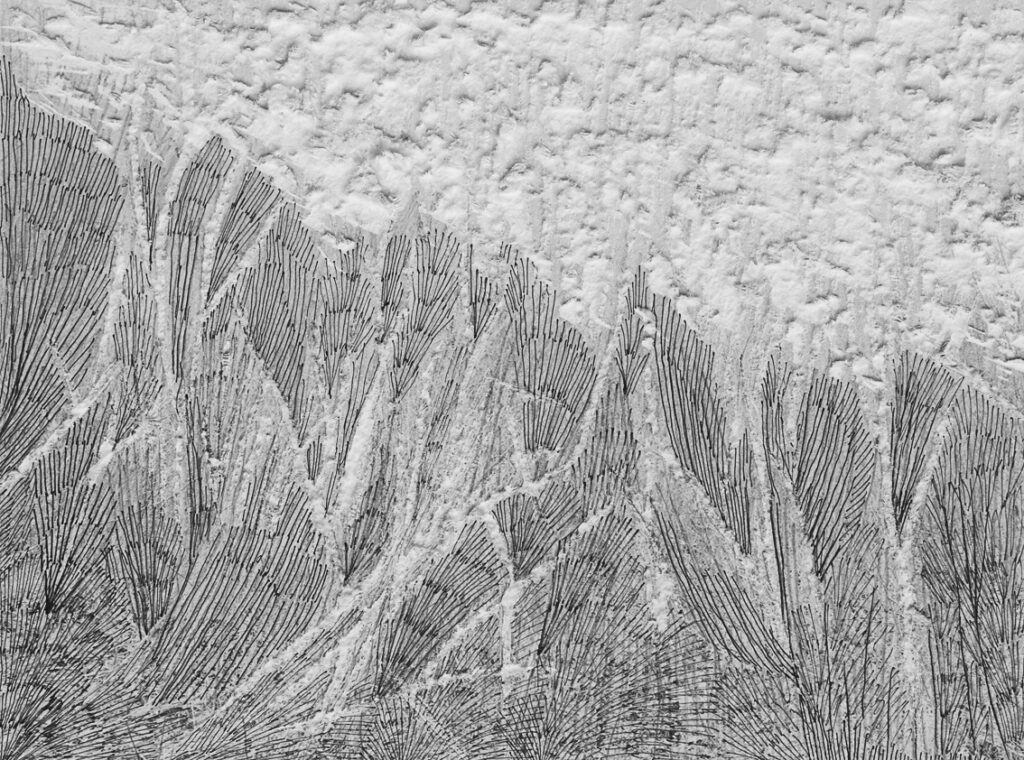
[4,0,1024,379]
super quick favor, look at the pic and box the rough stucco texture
[4,0,1024,382]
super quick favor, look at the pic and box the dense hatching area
[1,56,1023,759]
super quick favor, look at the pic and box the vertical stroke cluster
[1,59,1023,760]
[920,390,1024,758]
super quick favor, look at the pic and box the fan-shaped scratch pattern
[920,389,1024,758]
[241,203,321,439]
[0,59,122,474]
[390,228,461,401]
[373,522,505,697]
[890,351,961,535]
[166,136,234,381]
[505,255,597,455]
[208,166,282,303]
[651,294,754,554]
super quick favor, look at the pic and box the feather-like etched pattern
[468,245,499,342]
[920,389,1024,758]
[332,342,380,484]
[390,227,461,400]
[890,351,961,535]
[651,292,754,553]
[311,238,379,486]
[146,485,331,705]
[791,373,875,581]
[502,514,713,759]
[340,437,396,584]
[614,267,652,396]
[319,237,375,398]
[373,521,506,697]
[505,255,597,457]
[0,59,122,474]
[654,496,791,679]
[208,166,282,303]
[30,402,117,612]
[494,483,583,579]
[167,136,234,381]
[0,399,132,759]
[139,154,165,256]
[571,385,640,513]
[3,57,1024,760]
[241,203,321,438]
[760,359,910,758]
[111,443,182,636]
[379,232,412,339]
[413,344,469,512]
[112,248,162,441]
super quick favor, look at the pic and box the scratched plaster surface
[2,1,1024,758]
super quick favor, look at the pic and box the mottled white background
[3,0,1024,383]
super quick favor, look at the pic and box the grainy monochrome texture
[2,1,1024,758]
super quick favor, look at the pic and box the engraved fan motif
[0,57,1022,760]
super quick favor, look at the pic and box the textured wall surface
[5,0,1024,370]
[2,2,1024,759]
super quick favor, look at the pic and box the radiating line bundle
[0,57,1022,760]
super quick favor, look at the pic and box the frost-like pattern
[1,58,1023,760]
